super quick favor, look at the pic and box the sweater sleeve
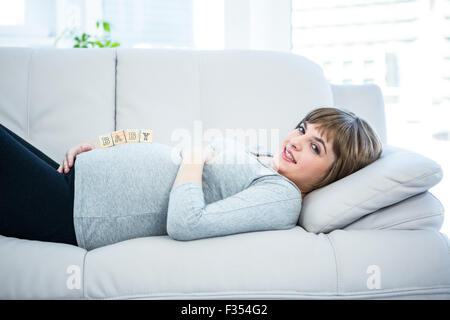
[166,178,302,241]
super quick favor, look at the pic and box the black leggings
[0,123,77,246]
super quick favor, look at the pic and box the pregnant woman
[0,107,382,250]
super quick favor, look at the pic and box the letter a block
[126,129,140,143]
[111,129,127,145]
[140,129,153,143]
[98,133,114,148]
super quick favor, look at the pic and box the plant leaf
[103,22,110,32]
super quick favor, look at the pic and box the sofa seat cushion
[82,227,450,299]
[0,235,87,299]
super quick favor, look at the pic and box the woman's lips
[287,147,296,162]
[281,147,296,164]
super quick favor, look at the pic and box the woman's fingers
[58,155,73,174]
[66,146,79,169]
[63,157,69,173]
[58,143,94,174]
[82,144,92,152]
[65,153,74,172]
[69,147,78,167]
[71,145,88,165]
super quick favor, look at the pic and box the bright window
[0,0,224,49]
[100,0,223,49]
[0,0,24,26]
[101,0,194,48]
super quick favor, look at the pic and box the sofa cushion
[326,229,450,297]
[0,47,32,139]
[299,145,443,233]
[81,227,450,299]
[27,48,116,163]
[83,228,337,299]
[0,235,87,299]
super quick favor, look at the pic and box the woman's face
[272,121,336,197]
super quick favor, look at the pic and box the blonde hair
[295,107,383,194]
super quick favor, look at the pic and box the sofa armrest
[330,83,387,145]
[343,191,445,231]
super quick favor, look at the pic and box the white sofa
[0,48,449,300]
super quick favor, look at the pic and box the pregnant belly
[74,143,182,217]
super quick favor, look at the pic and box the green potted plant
[55,20,120,48]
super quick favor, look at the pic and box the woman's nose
[289,137,303,151]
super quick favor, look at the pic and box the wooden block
[140,129,153,143]
[125,129,140,143]
[111,129,127,145]
[98,133,114,148]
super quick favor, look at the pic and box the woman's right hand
[180,142,216,165]
[57,142,97,174]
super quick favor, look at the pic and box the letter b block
[98,133,114,148]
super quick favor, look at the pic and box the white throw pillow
[298,145,443,233]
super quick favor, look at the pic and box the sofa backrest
[0,48,116,163]
[1,48,387,163]
[114,49,338,151]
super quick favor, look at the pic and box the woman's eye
[298,125,320,155]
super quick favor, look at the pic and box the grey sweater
[73,138,302,250]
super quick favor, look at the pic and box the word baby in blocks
[98,129,153,148]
